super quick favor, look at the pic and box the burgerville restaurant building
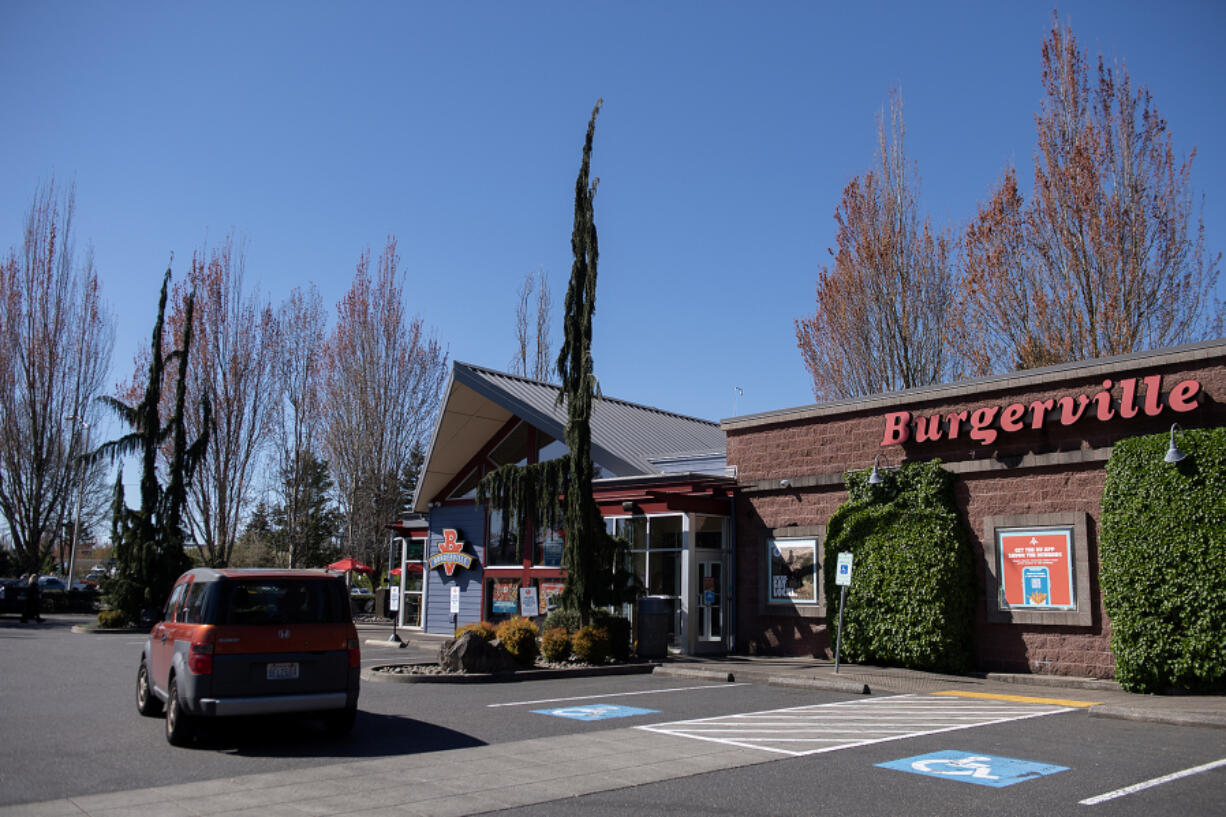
[405,362,736,653]
[721,339,1226,677]
[402,341,1223,674]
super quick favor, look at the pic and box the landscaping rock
[438,631,517,673]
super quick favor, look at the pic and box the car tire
[136,661,163,717]
[322,705,357,738]
[165,677,196,746]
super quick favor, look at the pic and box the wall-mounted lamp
[868,454,887,485]
[779,479,791,489]
[621,500,637,512]
[1164,423,1187,464]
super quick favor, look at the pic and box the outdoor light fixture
[1164,423,1187,464]
[779,479,791,489]
[868,454,886,485]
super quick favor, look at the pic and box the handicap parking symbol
[876,750,1068,788]
[533,704,659,721]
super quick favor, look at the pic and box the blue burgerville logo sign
[428,529,475,576]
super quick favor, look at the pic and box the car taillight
[347,638,360,668]
[188,641,214,675]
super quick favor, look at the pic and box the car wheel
[322,705,357,738]
[136,661,162,717]
[165,677,196,746]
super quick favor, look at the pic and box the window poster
[519,586,539,618]
[769,538,817,604]
[492,579,519,614]
[997,528,1076,610]
[538,580,565,615]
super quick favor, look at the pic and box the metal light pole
[386,533,403,644]
[66,418,90,591]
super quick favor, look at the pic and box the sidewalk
[658,653,1226,730]
[358,622,1226,730]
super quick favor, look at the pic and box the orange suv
[136,568,361,746]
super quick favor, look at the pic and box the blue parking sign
[876,750,1068,788]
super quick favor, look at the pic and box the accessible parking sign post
[834,552,853,673]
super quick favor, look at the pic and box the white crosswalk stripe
[636,693,1075,756]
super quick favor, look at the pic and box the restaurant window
[487,508,520,565]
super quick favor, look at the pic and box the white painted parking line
[1079,757,1226,806]
[488,683,749,708]
[638,693,1075,756]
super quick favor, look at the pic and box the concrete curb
[652,666,735,683]
[71,624,143,635]
[1089,705,1226,730]
[363,638,408,649]
[766,675,872,695]
[364,661,659,684]
[981,672,1122,692]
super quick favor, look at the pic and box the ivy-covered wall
[822,460,975,673]
[1101,426,1226,693]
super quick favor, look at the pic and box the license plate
[267,662,299,680]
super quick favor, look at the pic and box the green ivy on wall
[823,460,975,673]
[1101,426,1226,693]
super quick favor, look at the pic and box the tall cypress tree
[478,100,636,625]
[556,99,607,622]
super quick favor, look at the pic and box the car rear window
[217,579,349,625]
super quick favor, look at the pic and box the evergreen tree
[478,101,637,626]
[271,449,339,568]
[95,269,209,624]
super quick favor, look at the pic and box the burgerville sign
[880,374,1203,447]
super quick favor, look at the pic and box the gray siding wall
[424,504,486,634]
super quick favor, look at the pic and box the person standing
[21,574,43,623]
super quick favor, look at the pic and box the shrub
[571,625,610,665]
[590,611,632,661]
[543,608,581,633]
[97,609,129,629]
[541,627,572,663]
[823,460,974,673]
[1101,427,1226,693]
[456,621,497,641]
[495,617,540,665]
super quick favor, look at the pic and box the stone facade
[722,341,1226,678]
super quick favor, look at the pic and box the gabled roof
[412,362,725,512]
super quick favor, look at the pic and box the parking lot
[1,616,1223,816]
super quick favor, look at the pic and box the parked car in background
[37,576,67,591]
[136,568,361,746]
[0,578,29,616]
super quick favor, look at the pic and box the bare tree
[322,238,447,585]
[510,267,553,381]
[274,284,329,567]
[958,16,1222,373]
[0,180,113,573]
[162,235,280,566]
[796,90,958,400]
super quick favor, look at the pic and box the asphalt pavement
[1,617,1221,817]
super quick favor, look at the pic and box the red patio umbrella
[327,557,373,573]
[389,564,424,576]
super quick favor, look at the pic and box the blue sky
[3,0,1224,429]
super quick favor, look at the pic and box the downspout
[727,493,737,654]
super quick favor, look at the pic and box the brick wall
[725,344,1226,678]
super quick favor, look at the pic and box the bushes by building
[823,459,975,673]
[1101,426,1226,693]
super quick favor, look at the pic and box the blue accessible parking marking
[876,750,1069,788]
[534,704,659,721]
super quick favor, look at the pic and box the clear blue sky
[3,0,1224,428]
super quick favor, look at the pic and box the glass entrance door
[697,559,723,643]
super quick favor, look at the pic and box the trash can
[636,595,672,659]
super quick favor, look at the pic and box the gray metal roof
[412,362,726,512]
